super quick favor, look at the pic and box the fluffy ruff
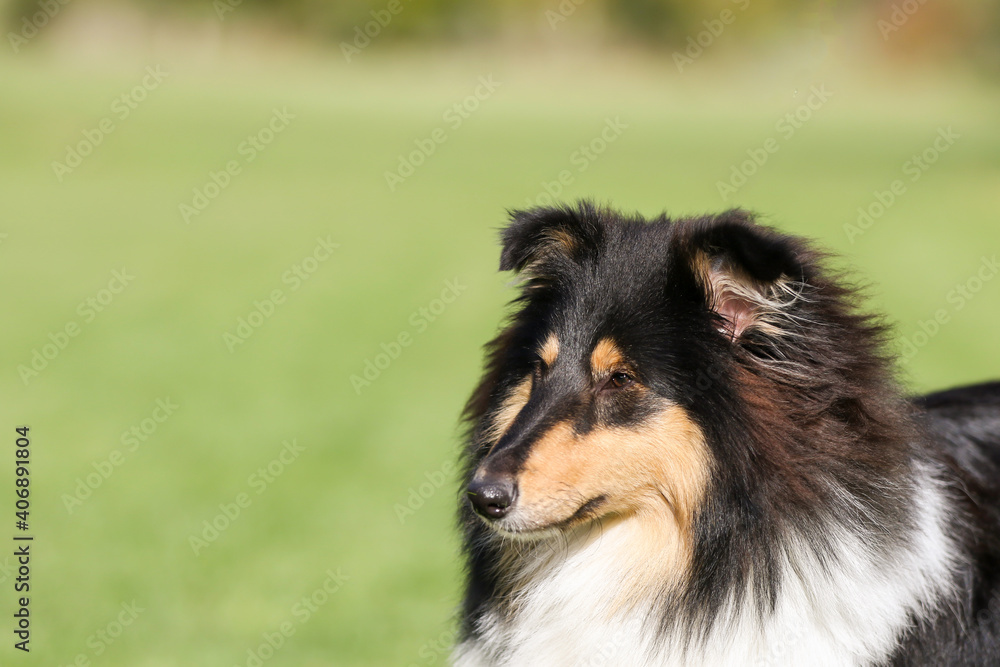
[454,203,1000,666]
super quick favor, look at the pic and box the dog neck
[455,461,958,667]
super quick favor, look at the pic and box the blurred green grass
[0,51,998,666]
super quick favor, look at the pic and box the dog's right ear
[500,204,603,273]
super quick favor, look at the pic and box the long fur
[454,202,1000,666]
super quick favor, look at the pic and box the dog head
[463,202,815,541]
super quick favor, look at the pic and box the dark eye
[606,371,634,391]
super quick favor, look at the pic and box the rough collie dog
[453,202,1000,666]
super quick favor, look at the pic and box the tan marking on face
[485,375,532,445]
[539,333,559,368]
[517,403,709,529]
[512,401,711,598]
[590,337,626,376]
[481,334,556,449]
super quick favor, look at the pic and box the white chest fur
[453,466,957,667]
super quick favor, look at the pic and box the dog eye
[605,372,634,391]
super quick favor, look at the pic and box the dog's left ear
[500,204,603,273]
[677,210,807,340]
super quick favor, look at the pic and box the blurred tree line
[3,0,999,67]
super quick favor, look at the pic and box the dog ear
[500,204,602,273]
[679,210,806,340]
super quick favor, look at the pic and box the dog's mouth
[476,494,609,538]
[556,495,608,526]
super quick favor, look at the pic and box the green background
[0,13,999,667]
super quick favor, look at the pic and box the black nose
[467,477,517,520]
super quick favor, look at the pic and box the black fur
[457,202,1000,665]
[890,383,1000,664]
